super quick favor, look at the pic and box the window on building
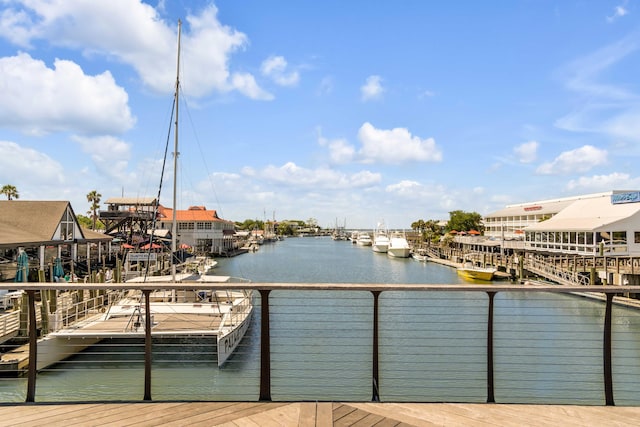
[612,231,627,244]
[59,208,75,241]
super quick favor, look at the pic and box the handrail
[4,282,640,292]
[6,282,640,405]
[524,256,592,286]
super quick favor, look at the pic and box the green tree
[76,214,92,229]
[277,222,294,236]
[235,219,264,231]
[1,184,19,200]
[411,219,426,233]
[86,190,102,230]
[447,210,483,233]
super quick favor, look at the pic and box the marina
[1,238,640,407]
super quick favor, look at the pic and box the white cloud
[555,33,640,141]
[0,1,269,99]
[361,75,384,101]
[514,141,539,163]
[231,73,274,100]
[357,122,442,164]
[248,162,381,189]
[566,172,639,191]
[72,135,133,182]
[607,3,629,23]
[536,145,608,175]
[261,56,299,87]
[0,141,65,185]
[0,53,134,136]
[318,135,355,164]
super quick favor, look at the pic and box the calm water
[2,237,640,404]
[214,236,468,284]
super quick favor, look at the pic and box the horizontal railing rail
[2,282,640,406]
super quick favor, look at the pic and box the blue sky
[1,1,639,229]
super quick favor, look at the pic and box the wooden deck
[2,402,640,426]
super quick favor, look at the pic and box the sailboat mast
[171,20,181,280]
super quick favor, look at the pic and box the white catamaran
[47,20,253,368]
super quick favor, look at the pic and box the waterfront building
[483,191,640,256]
[156,205,236,254]
[523,191,640,256]
[483,194,592,241]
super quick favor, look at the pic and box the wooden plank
[82,402,190,427]
[333,405,371,426]
[297,402,316,425]
[316,402,334,427]
[125,402,249,426]
[244,402,300,427]
[351,412,386,426]
[332,402,357,420]
[157,402,288,427]
[7,404,103,426]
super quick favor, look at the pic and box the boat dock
[4,401,640,426]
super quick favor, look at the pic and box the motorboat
[372,221,390,253]
[356,232,373,246]
[387,231,411,258]
[411,253,428,262]
[456,262,497,281]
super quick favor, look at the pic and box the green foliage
[86,190,102,230]
[236,219,264,230]
[277,222,294,236]
[1,184,19,200]
[446,210,483,233]
[412,218,443,242]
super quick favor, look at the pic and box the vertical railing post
[143,289,152,401]
[259,289,271,401]
[486,291,495,403]
[26,289,37,403]
[604,292,615,406]
[371,291,381,402]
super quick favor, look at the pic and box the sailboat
[50,20,253,367]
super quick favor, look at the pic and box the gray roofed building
[0,201,112,249]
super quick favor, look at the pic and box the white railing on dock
[524,256,591,286]
[0,311,21,343]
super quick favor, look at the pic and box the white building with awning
[522,191,640,256]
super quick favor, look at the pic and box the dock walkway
[3,401,640,426]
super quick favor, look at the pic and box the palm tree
[1,184,19,200]
[86,190,102,230]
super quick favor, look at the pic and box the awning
[524,196,640,232]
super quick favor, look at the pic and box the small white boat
[411,253,428,262]
[356,232,373,246]
[372,221,390,253]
